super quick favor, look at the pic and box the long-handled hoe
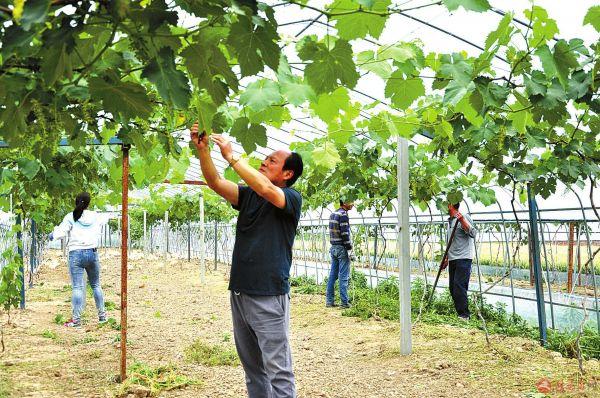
[426,219,459,308]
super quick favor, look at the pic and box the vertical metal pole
[127,214,131,250]
[200,194,206,283]
[213,220,218,270]
[17,214,25,309]
[537,210,555,330]
[120,145,130,382]
[29,219,36,288]
[397,136,411,355]
[567,223,575,292]
[498,204,516,315]
[187,221,191,262]
[164,211,168,258]
[143,211,147,253]
[527,183,547,346]
[373,225,379,268]
[302,228,308,277]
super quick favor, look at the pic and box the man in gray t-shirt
[443,202,477,320]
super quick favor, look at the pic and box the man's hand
[210,134,234,162]
[448,204,463,220]
[348,250,356,262]
[441,256,448,270]
[448,204,472,232]
[190,122,209,151]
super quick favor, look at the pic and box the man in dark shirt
[326,200,354,308]
[190,123,303,398]
[443,203,477,320]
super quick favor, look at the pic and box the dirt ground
[1,249,599,398]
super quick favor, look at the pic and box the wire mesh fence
[3,203,599,334]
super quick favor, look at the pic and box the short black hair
[283,152,303,187]
[339,200,344,207]
[453,202,460,210]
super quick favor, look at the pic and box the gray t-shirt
[447,214,477,261]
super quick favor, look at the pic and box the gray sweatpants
[230,291,296,398]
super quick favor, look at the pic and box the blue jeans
[326,245,350,305]
[448,259,472,318]
[68,249,106,323]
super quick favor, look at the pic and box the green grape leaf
[442,0,490,12]
[378,43,417,63]
[239,79,283,112]
[455,96,483,127]
[169,151,190,184]
[230,117,268,154]
[89,76,153,120]
[484,12,514,50]
[277,55,317,105]
[17,158,41,180]
[552,40,579,88]
[385,72,424,109]
[526,6,559,45]
[472,78,510,110]
[567,70,591,100]
[440,53,472,85]
[41,44,72,86]
[20,0,50,31]
[311,87,351,123]
[507,108,534,134]
[227,16,280,77]
[536,45,557,79]
[329,0,391,40]
[224,166,241,183]
[181,39,238,105]
[312,143,341,170]
[193,95,217,132]
[584,5,600,32]
[281,80,316,106]
[524,70,548,96]
[248,105,291,128]
[443,80,475,106]
[141,47,191,109]
[357,50,392,79]
[300,38,359,94]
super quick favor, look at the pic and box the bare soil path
[1,250,598,397]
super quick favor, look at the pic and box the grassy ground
[0,249,599,397]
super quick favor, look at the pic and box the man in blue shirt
[326,200,354,308]
[191,123,303,398]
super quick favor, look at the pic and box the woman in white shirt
[50,192,106,327]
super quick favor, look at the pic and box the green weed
[53,313,66,325]
[41,329,57,339]
[184,339,239,366]
[290,272,600,360]
[116,361,199,396]
[100,317,120,330]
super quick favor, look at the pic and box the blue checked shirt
[329,208,352,250]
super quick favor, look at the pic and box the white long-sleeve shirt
[52,210,109,252]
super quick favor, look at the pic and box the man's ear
[283,169,294,182]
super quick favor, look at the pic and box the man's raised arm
[210,134,288,209]
[190,123,239,206]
